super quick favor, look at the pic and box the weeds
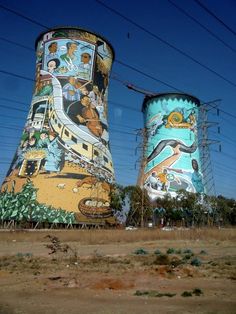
[154,254,170,265]
[175,249,182,254]
[134,248,148,255]
[45,235,79,263]
[181,291,192,297]
[166,248,175,254]
[181,288,203,297]
[134,290,176,297]
[154,249,162,255]
[192,288,203,296]
[183,248,193,254]
[191,258,202,267]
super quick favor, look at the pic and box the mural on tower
[0,27,116,225]
[140,94,204,201]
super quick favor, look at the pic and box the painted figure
[46,42,58,61]
[78,52,92,79]
[45,131,64,173]
[62,76,81,101]
[47,58,60,74]
[166,159,204,193]
[76,96,103,137]
[60,42,78,63]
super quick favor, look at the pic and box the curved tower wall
[140,93,204,201]
[1,27,116,225]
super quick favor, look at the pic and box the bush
[175,249,182,254]
[154,254,170,265]
[191,258,202,267]
[166,248,175,254]
[192,288,203,296]
[134,248,148,255]
[181,291,192,297]
[182,254,192,261]
[134,290,176,297]
[199,250,207,255]
[154,249,162,255]
[183,248,193,254]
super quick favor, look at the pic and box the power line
[95,0,236,88]
[211,149,236,161]
[0,36,34,52]
[0,69,34,82]
[193,0,236,37]
[167,0,236,54]
[0,97,30,107]
[0,6,184,92]
[1,2,236,90]
[0,3,48,29]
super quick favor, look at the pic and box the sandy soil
[0,229,235,314]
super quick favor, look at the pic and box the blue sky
[0,0,235,198]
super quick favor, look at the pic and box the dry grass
[0,227,235,244]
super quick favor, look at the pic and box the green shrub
[183,248,193,254]
[199,250,207,255]
[182,254,192,261]
[191,258,202,267]
[154,249,162,255]
[166,248,175,254]
[134,248,148,255]
[181,291,192,297]
[134,290,176,297]
[192,288,203,296]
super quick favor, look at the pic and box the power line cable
[193,0,236,37]
[167,0,236,54]
[0,97,30,107]
[0,6,184,92]
[0,3,48,29]
[95,0,236,88]
[1,2,236,90]
[0,69,34,82]
[0,36,34,52]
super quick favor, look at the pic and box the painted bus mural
[140,93,204,201]
[0,27,117,226]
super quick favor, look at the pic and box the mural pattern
[142,94,204,201]
[1,28,116,225]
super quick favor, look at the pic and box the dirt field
[0,228,235,314]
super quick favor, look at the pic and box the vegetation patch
[191,258,202,267]
[183,248,193,254]
[134,290,176,297]
[166,248,175,254]
[133,248,149,255]
[154,254,170,265]
[192,288,203,296]
[181,291,192,297]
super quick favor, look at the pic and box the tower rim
[35,25,115,60]
[142,92,201,112]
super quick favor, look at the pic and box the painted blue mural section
[143,95,204,200]
[43,39,95,81]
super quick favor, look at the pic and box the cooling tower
[1,27,116,226]
[139,93,204,201]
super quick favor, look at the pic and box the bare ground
[0,228,235,314]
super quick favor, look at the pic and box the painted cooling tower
[1,27,116,226]
[139,93,204,201]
